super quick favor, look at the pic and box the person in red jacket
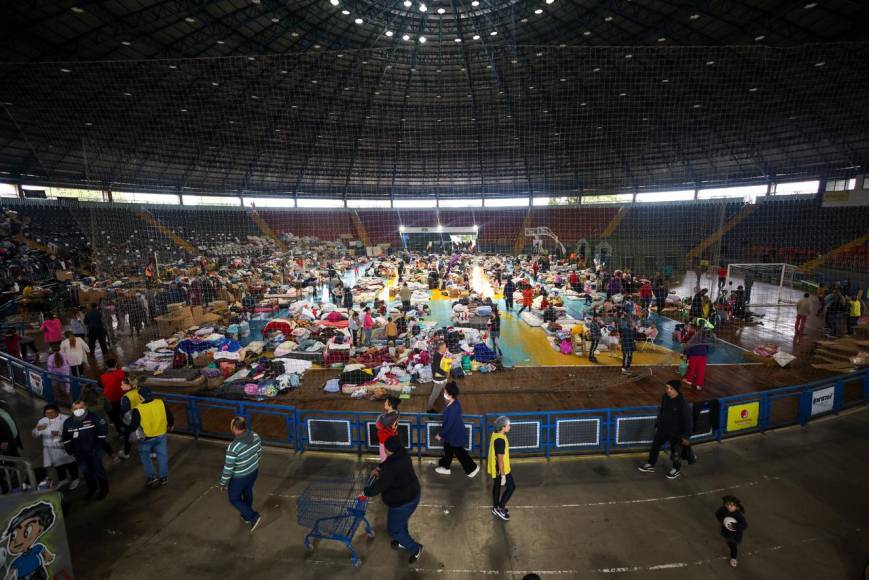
[375,397,401,462]
[639,280,654,313]
[518,287,534,316]
[99,359,130,459]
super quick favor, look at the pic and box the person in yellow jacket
[487,416,514,521]
[128,387,174,488]
[848,295,862,335]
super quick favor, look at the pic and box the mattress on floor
[520,311,544,327]
[141,368,206,388]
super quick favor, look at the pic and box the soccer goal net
[725,263,799,306]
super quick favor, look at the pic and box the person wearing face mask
[61,400,109,500]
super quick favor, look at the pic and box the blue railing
[1,350,866,458]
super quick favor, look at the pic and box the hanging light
[419,3,427,12]
[419,35,427,43]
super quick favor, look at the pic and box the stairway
[686,203,757,260]
[600,206,629,239]
[14,234,53,255]
[799,233,869,273]
[248,208,288,251]
[351,210,370,247]
[513,209,533,254]
[136,210,197,255]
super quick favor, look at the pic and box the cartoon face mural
[2,500,56,580]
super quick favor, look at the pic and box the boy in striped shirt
[217,417,263,532]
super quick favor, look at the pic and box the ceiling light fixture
[419,35,427,43]
[354,17,363,24]
[625,53,633,58]
[71,6,85,13]
[804,2,817,7]
[604,16,613,21]
[402,34,411,40]
[211,82,219,86]
[454,37,461,42]
[216,40,225,44]
[754,34,765,41]
[404,0,411,6]
[330,0,340,4]
[749,87,758,92]
[385,30,394,36]
[184,17,196,23]
[121,41,131,46]
[490,30,497,36]
[437,7,445,14]
[169,65,177,69]
[583,31,591,36]
[657,37,666,42]
[471,0,479,5]
[814,61,826,67]
[418,2,427,12]
[271,17,280,22]
[534,8,543,14]
[706,60,715,65]
[546,0,554,3]
[689,13,700,20]
[341,9,350,14]
[123,92,132,96]
[473,34,480,40]
[60,68,71,73]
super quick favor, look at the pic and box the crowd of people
[4,242,863,574]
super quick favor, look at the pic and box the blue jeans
[387,492,421,553]
[138,434,169,479]
[228,470,259,523]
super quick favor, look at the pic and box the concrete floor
[1,384,860,580]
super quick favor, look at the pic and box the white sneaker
[467,465,480,478]
[68,479,80,491]
[729,558,738,568]
[434,467,451,475]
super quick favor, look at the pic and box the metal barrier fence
[1,351,867,458]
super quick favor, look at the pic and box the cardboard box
[177,313,195,330]
[201,312,222,324]
[209,300,228,312]
[167,302,186,313]
[55,271,74,282]
[78,288,105,307]
[191,306,204,324]
[155,315,180,337]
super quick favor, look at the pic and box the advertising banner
[726,401,760,432]
[27,370,44,397]
[810,386,836,417]
[1,491,74,579]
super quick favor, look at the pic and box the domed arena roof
[1,0,868,198]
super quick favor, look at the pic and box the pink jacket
[40,319,64,343]
[363,313,374,329]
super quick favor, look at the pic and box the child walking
[715,495,748,568]
[488,416,515,521]
[375,397,401,462]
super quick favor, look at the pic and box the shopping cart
[296,476,375,567]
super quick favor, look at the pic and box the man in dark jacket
[434,383,479,478]
[62,400,109,499]
[503,279,515,311]
[84,302,109,356]
[588,315,602,362]
[638,380,693,479]
[364,436,424,563]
